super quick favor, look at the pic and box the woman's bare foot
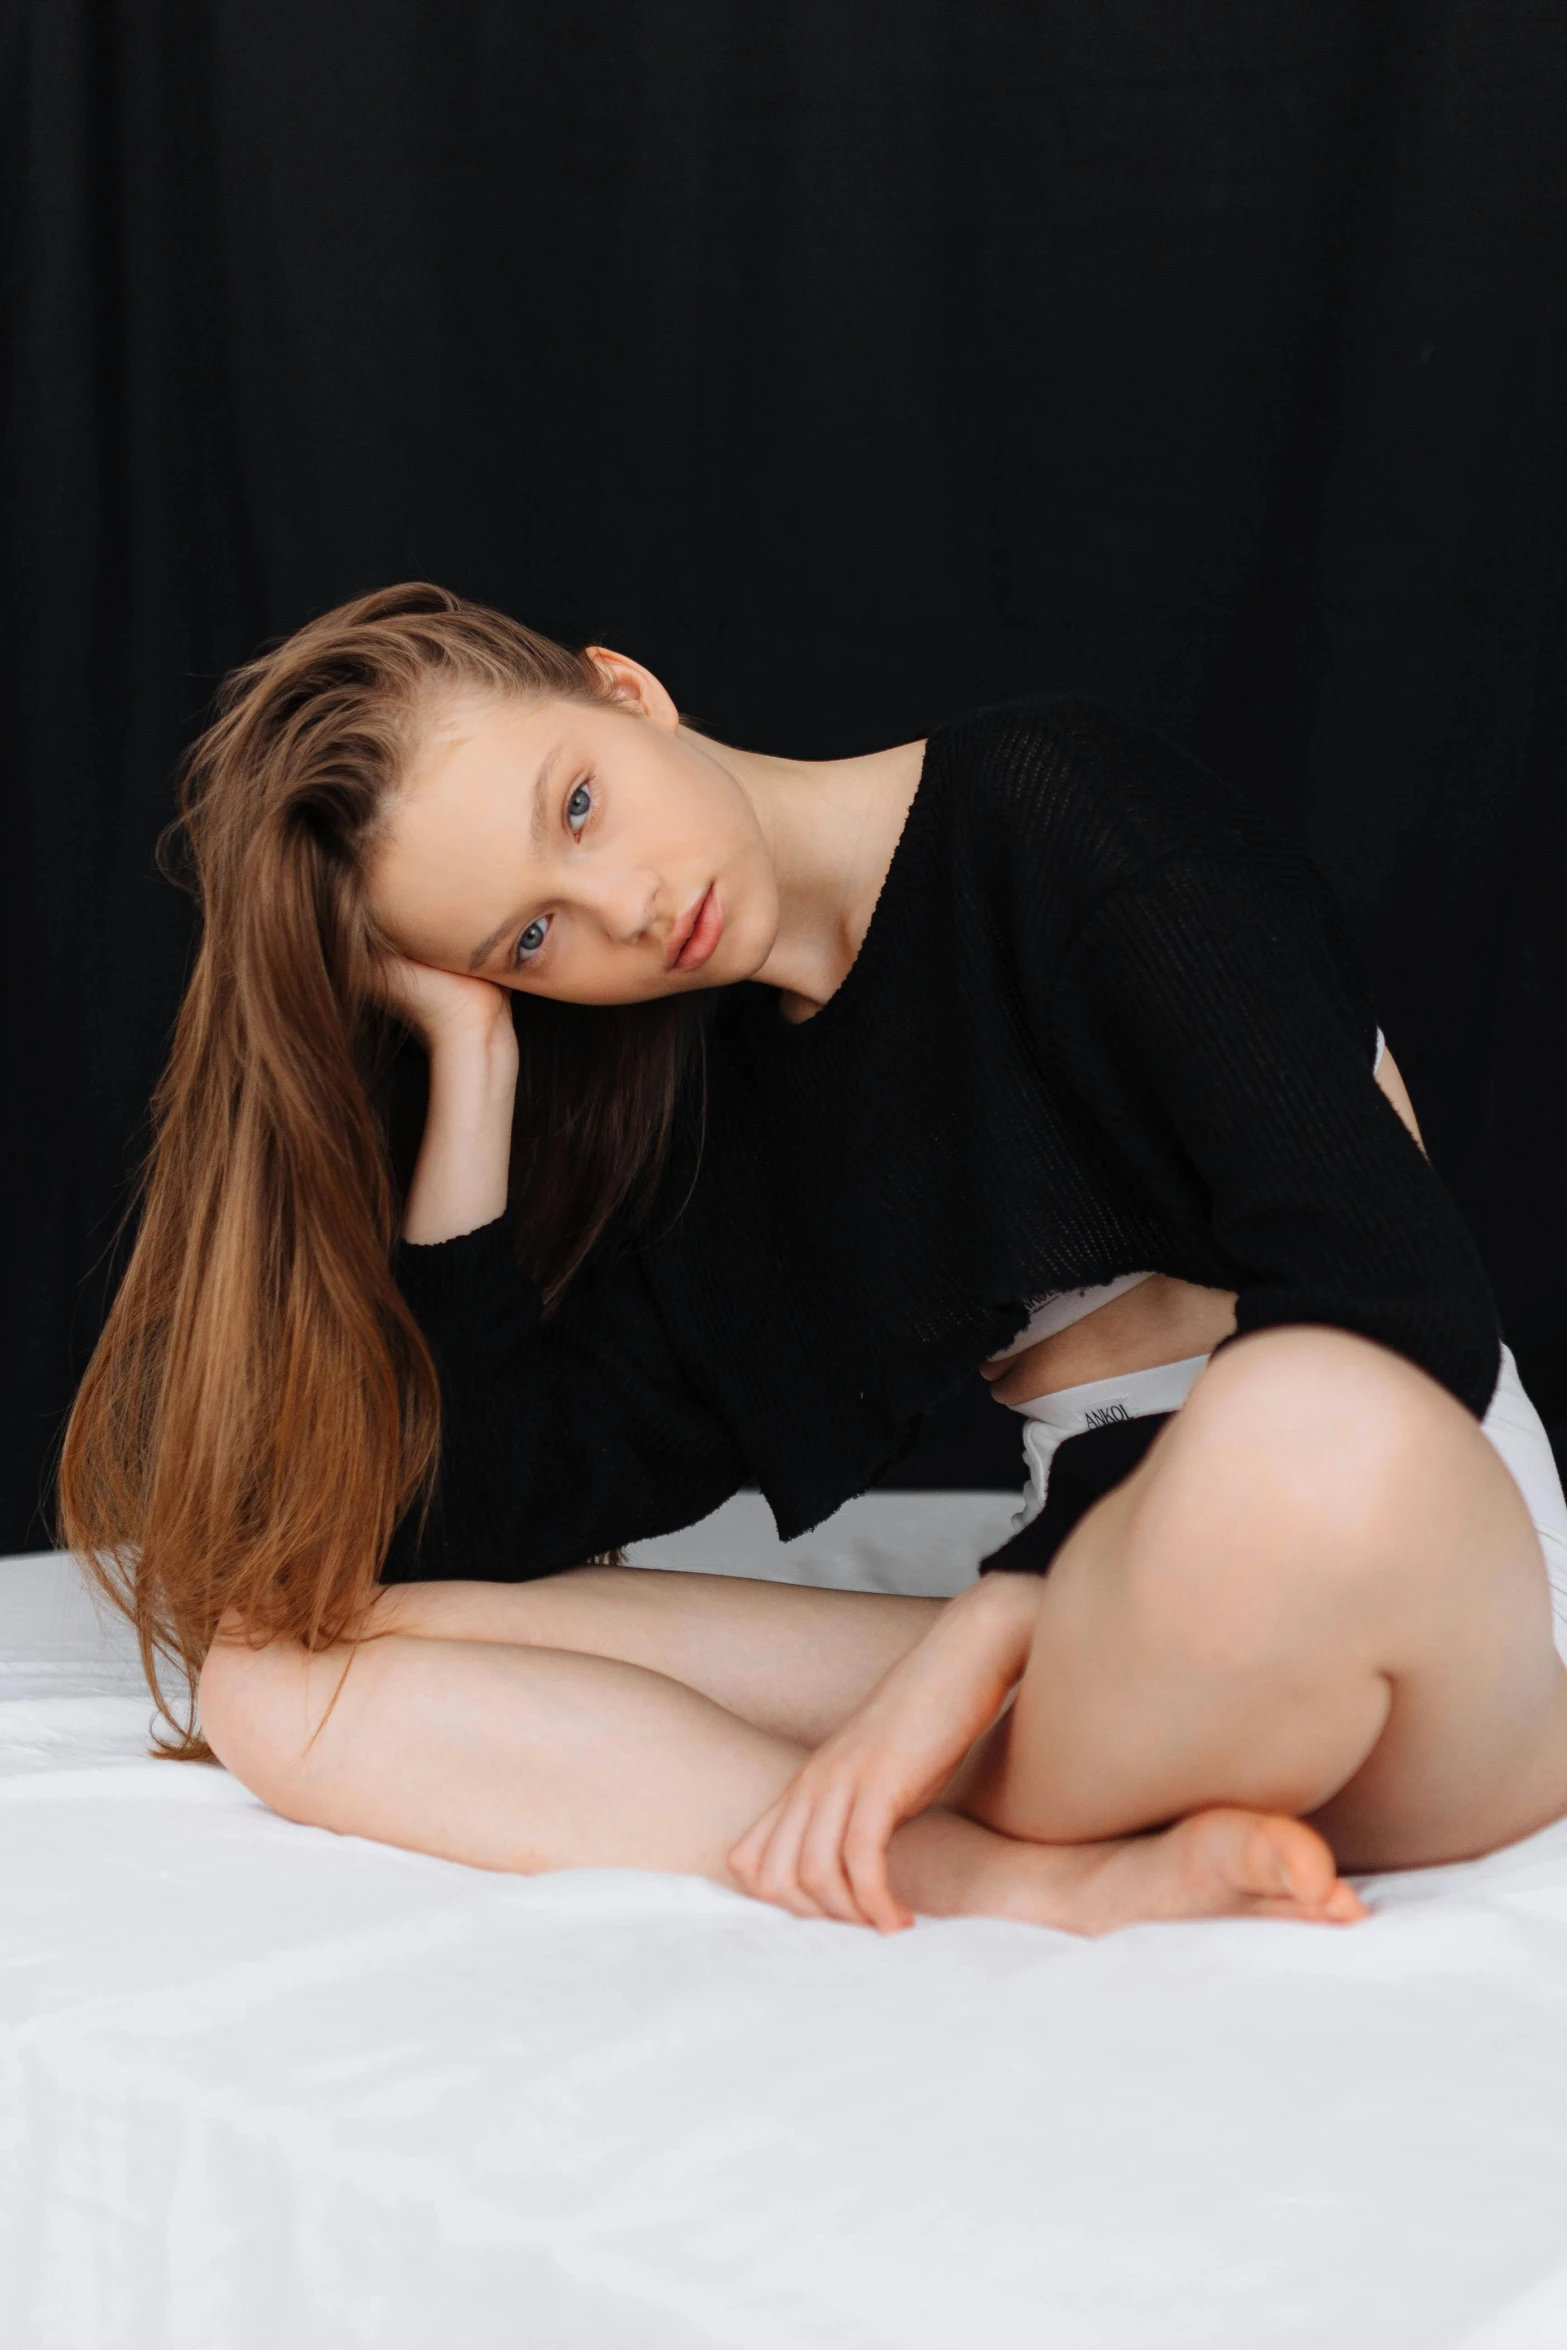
[938,1805,1367,1934]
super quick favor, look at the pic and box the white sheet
[5,1517,1567,2350]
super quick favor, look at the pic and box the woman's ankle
[888,1807,1093,1924]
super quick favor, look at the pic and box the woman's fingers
[755,1791,824,1917]
[376,954,514,1051]
[726,1801,791,1899]
[730,1790,824,1919]
[844,1800,912,1934]
[731,1772,868,1925]
[731,1761,918,1932]
[725,1804,776,1887]
[794,1781,866,1925]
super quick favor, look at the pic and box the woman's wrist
[938,1569,1042,1690]
[401,1023,519,1244]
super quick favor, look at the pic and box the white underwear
[999,1342,1567,1661]
[1002,1354,1208,1550]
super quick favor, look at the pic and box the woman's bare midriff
[980,1272,1239,1406]
[982,1043,1426,1410]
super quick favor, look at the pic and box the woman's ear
[582,645,683,730]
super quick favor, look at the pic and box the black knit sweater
[383,694,1500,1586]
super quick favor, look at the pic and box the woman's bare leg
[199,1610,1357,1928]
[362,1567,946,1748]
[214,1321,1567,1931]
[952,1328,1567,1873]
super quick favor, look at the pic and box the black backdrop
[5,0,1565,1548]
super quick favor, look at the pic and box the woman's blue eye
[514,781,590,966]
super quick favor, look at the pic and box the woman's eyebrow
[465,744,560,969]
[466,912,519,972]
[528,743,560,852]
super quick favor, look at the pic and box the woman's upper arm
[1038,855,1500,1417]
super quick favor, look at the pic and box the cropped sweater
[382,693,1501,1586]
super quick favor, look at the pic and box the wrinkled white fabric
[6,1536,1567,2350]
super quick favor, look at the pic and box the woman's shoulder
[932,691,1292,895]
[927,691,1365,1016]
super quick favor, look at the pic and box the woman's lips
[671,882,723,972]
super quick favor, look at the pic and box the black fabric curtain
[5,0,1565,1546]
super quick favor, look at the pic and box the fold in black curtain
[4,0,1565,1544]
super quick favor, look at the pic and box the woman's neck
[681,725,927,1020]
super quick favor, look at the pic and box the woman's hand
[378,954,516,1056]
[727,1573,1042,1932]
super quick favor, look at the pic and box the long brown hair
[56,584,706,1756]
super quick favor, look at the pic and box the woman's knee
[1114,1328,1487,1668]
[1178,1325,1451,1469]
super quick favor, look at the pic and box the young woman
[60,583,1567,1938]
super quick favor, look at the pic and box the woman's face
[367,664,779,1004]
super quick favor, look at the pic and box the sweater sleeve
[381,1215,747,1584]
[1035,851,1502,1418]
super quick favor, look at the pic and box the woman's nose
[579,868,661,944]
